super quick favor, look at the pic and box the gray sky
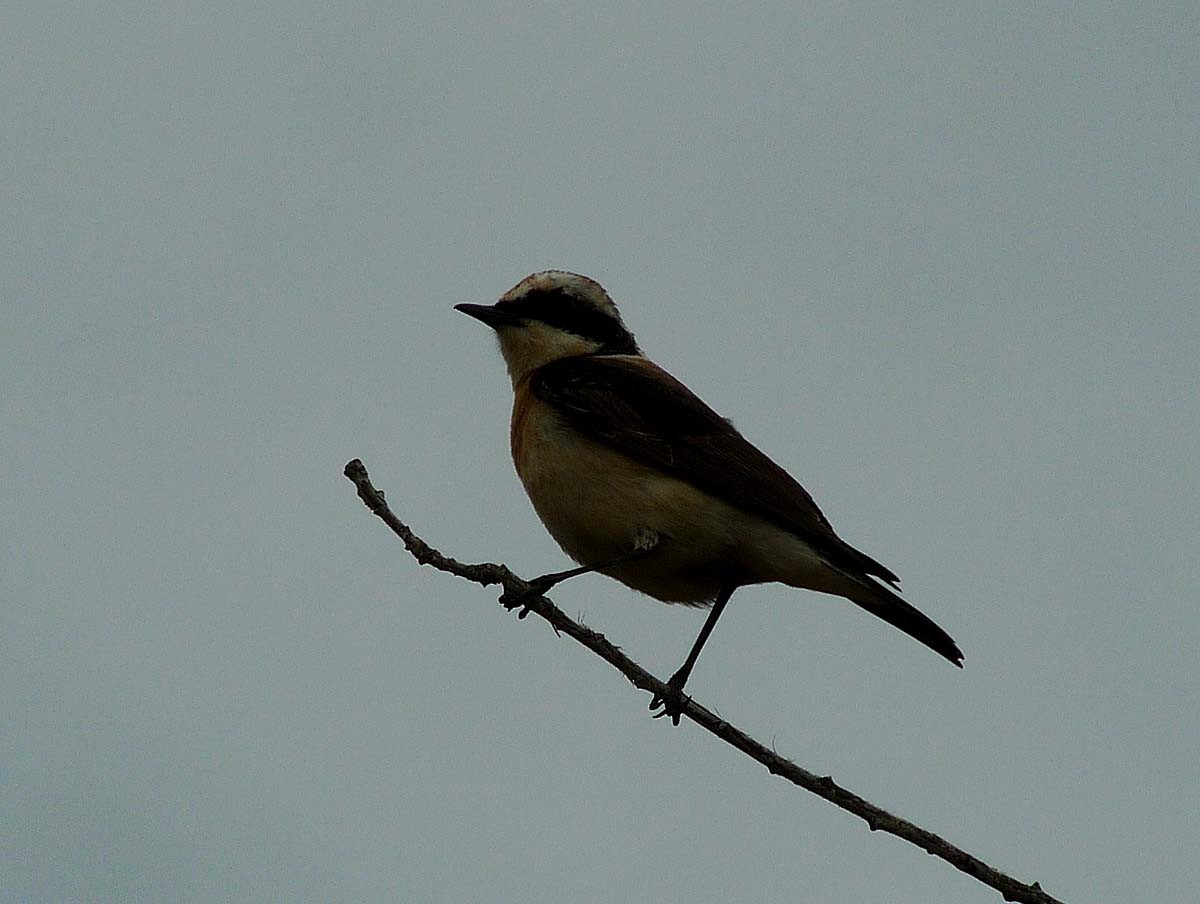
[3,3,1197,902]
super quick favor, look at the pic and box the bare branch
[344,458,1067,904]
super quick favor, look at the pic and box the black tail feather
[846,578,963,667]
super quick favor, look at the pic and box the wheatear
[457,271,961,723]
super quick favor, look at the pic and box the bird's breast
[510,387,642,557]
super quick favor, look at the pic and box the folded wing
[532,354,963,666]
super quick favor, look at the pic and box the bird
[456,270,962,723]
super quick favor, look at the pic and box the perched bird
[456,271,962,722]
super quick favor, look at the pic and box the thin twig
[344,458,1066,904]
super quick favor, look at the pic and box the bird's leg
[650,582,737,725]
[530,526,661,591]
[501,527,661,613]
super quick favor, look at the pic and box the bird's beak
[454,303,520,329]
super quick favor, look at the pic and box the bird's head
[456,271,640,384]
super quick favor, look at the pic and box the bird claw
[649,676,689,726]
[499,578,554,616]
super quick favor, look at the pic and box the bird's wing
[530,354,901,586]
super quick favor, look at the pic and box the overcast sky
[3,3,1197,902]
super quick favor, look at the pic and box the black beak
[454,303,520,329]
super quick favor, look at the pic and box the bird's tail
[833,566,963,667]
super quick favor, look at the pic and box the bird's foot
[499,576,556,619]
[649,672,691,726]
